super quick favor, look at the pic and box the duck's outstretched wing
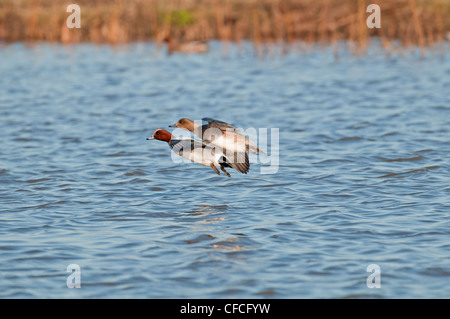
[220,151,250,174]
[202,118,268,155]
[231,152,250,174]
[202,117,244,135]
[169,138,205,154]
[202,117,231,126]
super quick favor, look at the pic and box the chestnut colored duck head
[146,129,173,143]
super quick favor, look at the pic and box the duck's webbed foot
[220,166,231,178]
[210,163,220,175]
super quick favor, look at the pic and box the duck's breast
[179,141,222,167]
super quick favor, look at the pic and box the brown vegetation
[0,0,448,54]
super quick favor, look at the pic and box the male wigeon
[147,129,249,177]
[169,118,267,156]
[164,37,209,54]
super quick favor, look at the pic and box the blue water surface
[0,41,449,298]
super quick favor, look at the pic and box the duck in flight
[147,129,249,177]
[169,117,267,156]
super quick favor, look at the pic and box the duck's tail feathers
[246,139,268,155]
[251,147,268,155]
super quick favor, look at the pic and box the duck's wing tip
[230,152,250,174]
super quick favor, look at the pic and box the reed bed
[0,0,449,54]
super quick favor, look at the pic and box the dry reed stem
[408,0,426,57]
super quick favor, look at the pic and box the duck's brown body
[164,37,209,54]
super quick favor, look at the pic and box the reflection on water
[0,42,449,298]
[182,205,245,251]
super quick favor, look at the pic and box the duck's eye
[179,120,184,124]
[156,131,160,135]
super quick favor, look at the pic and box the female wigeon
[147,129,249,177]
[163,37,209,54]
[169,118,267,156]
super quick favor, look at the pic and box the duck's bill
[168,124,177,128]
[146,136,155,140]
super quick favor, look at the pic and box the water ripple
[0,42,449,298]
